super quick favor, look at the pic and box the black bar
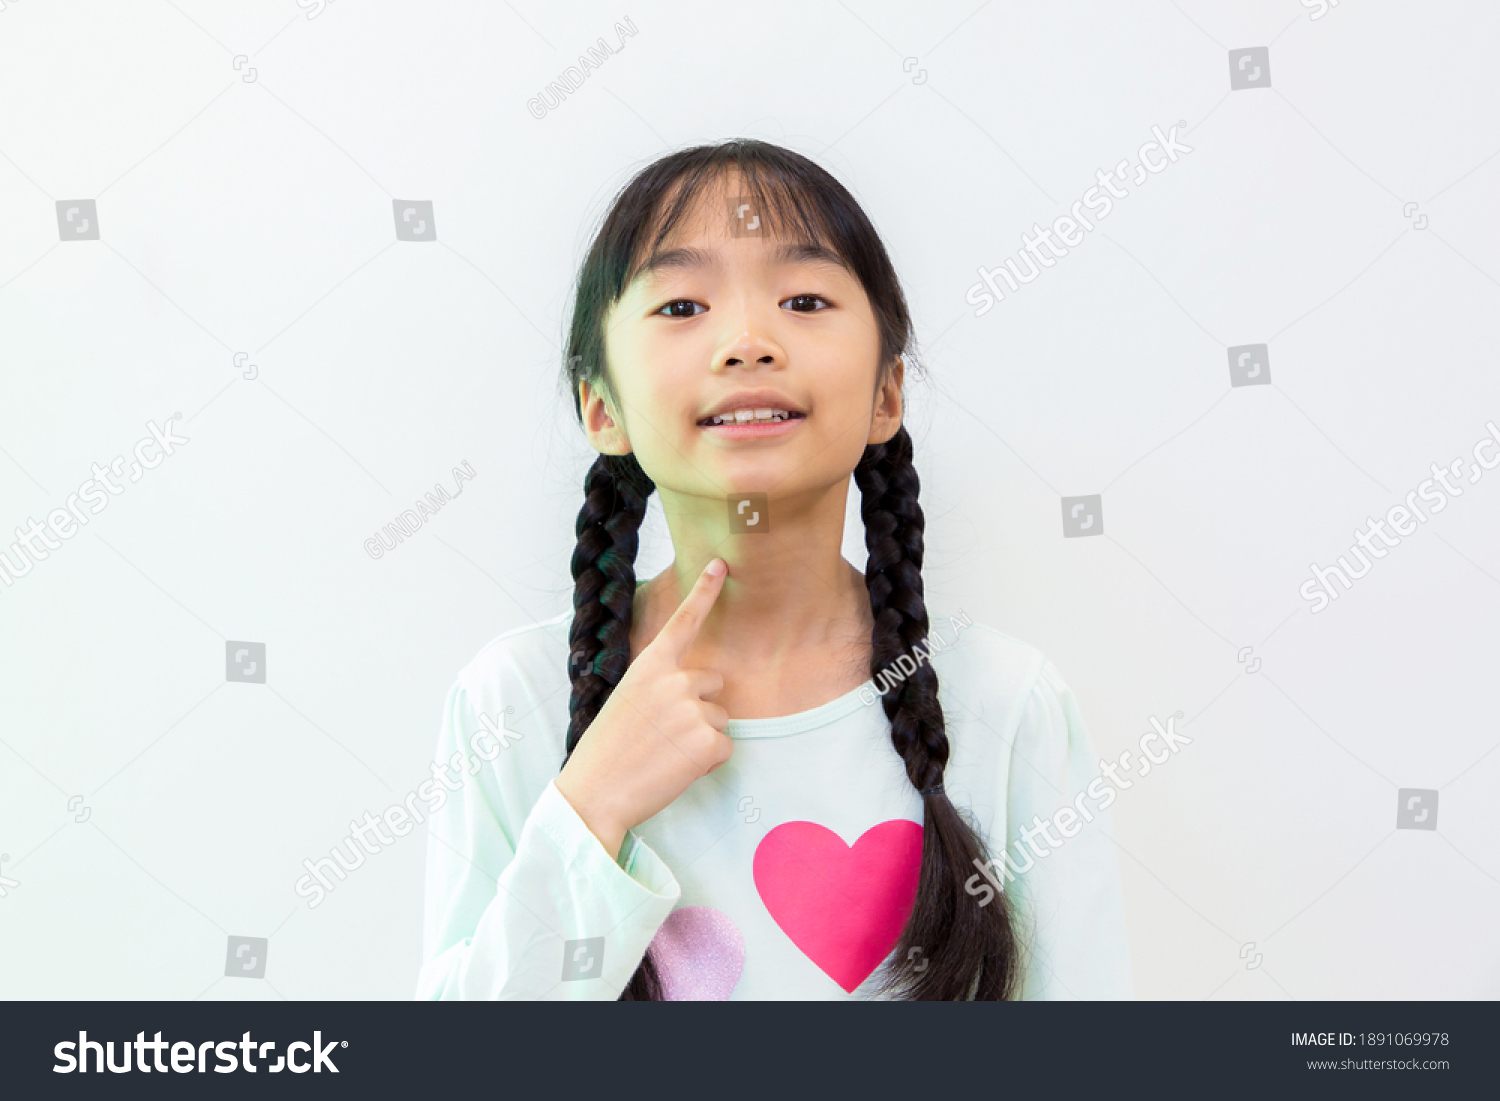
[2,1000,1491,1098]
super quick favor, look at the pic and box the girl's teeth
[708,408,792,425]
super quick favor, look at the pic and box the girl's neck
[632,482,873,671]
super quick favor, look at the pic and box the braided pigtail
[563,451,663,1000]
[856,425,1019,1000]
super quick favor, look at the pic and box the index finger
[651,557,727,665]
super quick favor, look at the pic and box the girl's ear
[867,355,905,446]
[579,378,631,455]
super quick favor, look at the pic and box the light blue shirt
[415,608,1133,1000]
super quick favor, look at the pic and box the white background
[1,0,1497,1000]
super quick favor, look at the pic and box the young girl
[416,140,1131,1000]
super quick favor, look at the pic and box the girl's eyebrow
[635,240,849,282]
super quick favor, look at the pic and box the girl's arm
[1004,658,1135,999]
[415,678,681,1000]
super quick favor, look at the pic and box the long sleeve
[1003,659,1134,999]
[415,679,681,1000]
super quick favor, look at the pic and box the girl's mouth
[696,409,806,439]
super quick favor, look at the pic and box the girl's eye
[656,295,830,317]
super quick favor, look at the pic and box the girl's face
[582,176,903,505]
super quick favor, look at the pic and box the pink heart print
[650,906,746,1000]
[752,819,923,993]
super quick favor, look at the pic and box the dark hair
[560,139,1017,1000]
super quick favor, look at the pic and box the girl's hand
[556,558,733,860]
